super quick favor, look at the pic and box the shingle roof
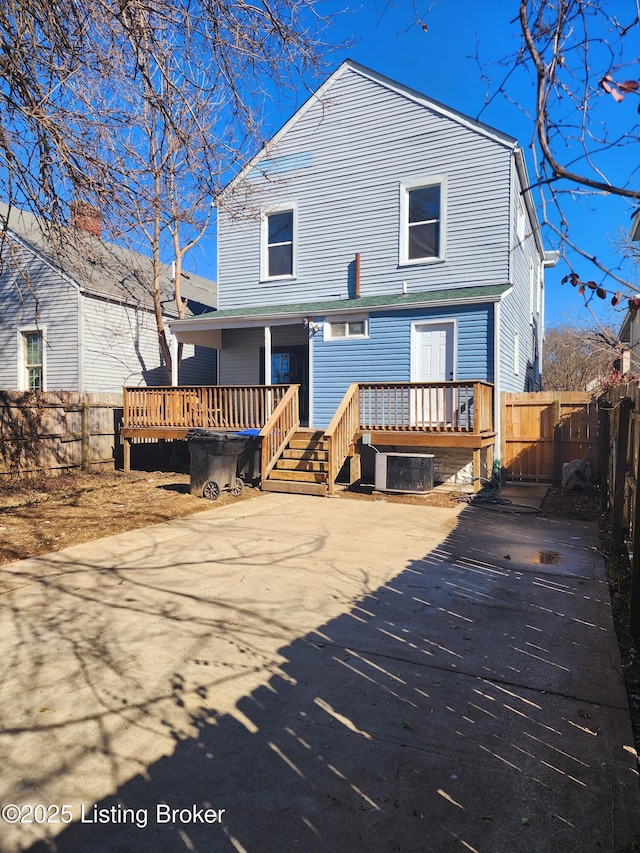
[0,202,217,316]
[173,284,511,329]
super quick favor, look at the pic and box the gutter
[169,289,511,335]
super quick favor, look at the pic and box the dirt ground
[0,470,262,566]
[0,469,637,758]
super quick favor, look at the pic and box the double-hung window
[400,175,446,265]
[262,205,295,279]
[21,330,44,390]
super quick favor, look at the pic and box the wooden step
[288,438,328,452]
[292,429,325,441]
[275,458,328,472]
[262,479,328,496]
[282,448,328,462]
[267,469,327,484]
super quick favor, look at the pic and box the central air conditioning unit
[374,452,435,494]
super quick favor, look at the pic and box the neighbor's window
[325,317,369,340]
[23,331,43,390]
[400,176,446,264]
[264,208,294,278]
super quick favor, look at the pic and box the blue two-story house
[130,60,554,495]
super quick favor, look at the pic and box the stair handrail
[258,384,300,480]
[324,383,361,496]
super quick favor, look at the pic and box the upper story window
[400,175,447,265]
[21,330,44,390]
[262,205,296,280]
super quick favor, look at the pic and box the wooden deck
[122,382,495,492]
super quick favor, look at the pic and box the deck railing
[358,381,494,433]
[325,381,494,495]
[325,383,360,496]
[123,385,290,431]
[259,385,300,479]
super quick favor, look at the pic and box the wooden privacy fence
[501,391,599,482]
[0,391,123,475]
[599,381,640,636]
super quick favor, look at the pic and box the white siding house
[0,203,217,393]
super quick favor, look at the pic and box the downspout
[77,288,84,392]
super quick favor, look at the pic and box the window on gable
[264,208,294,278]
[400,176,446,265]
[23,331,44,390]
[325,317,369,340]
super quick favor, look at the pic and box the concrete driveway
[0,491,638,852]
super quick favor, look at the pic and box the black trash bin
[186,430,248,500]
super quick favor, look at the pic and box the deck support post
[123,437,131,473]
[349,448,361,485]
[473,448,481,493]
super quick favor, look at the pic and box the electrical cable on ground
[456,460,541,514]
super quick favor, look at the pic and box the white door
[411,322,455,426]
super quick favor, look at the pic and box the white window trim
[399,174,447,267]
[323,315,370,341]
[17,325,47,391]
[260,202,297,282]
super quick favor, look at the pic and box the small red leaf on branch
[618,80,640,93]
[596,287,607,299]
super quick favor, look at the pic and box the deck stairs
[262,429,329,496]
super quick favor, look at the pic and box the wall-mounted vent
[374,453,435,493]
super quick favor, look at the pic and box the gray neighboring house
[0,202,217,392]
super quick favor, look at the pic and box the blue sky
[193,0,639,330]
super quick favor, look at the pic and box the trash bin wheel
[230,477,244,497]
[203,480,221,501]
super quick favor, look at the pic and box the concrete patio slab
[0,492,637,852]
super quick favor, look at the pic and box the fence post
[552,399,563,485]
[81,402,91,472]
[612,397,633,551]
[598,401,611,514]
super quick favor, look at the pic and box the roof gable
[220,59,516,199]
[0,202,217,315]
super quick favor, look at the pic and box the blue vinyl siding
[313,304,494,427]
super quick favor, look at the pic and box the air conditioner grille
[374,452,434,493]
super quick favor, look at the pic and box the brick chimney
[70,200,102,237]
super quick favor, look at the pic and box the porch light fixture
[303,317,323,334]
